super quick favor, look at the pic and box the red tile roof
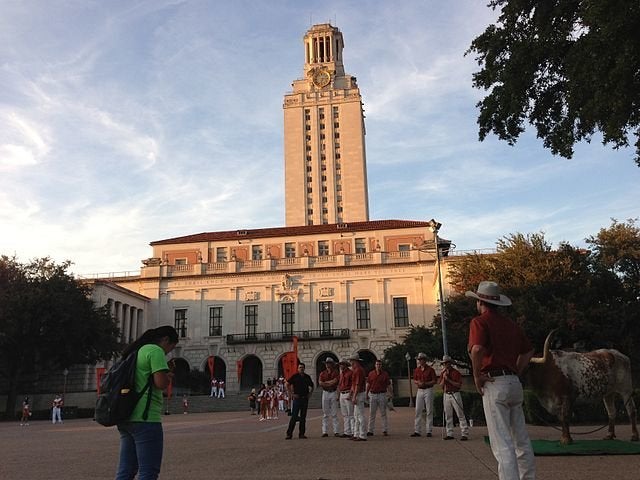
[150,219,433,245]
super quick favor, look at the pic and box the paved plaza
[3,407,639,479]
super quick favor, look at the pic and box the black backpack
[95,350,153,426]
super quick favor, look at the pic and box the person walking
[411,352,436,437]
[366,359,391,436]
[438,355,469,441]
[467,281,536,480]
[318,357,341,437]
[248,388,257,415]
[337,358,354,438]
[114,325,179,480]
[21,396,31,426]
[349,353,368,442]
[52,394,64,424]
[285,363,314,439]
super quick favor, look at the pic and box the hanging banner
[282,335,300,380]
[207,356,215,380]
[96,367,106,395]
[236,359,243,383]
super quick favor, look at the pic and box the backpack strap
[141,375,154,421]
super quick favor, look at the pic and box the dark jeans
[116,422,164,480]
[287,396,309,436]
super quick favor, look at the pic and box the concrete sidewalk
[3,407,639,479]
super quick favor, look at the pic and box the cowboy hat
[338,358,351,366]
[441,355,452,363]
[348,353,363,362]
[465,281,512,306]
[324,357,336,364]
[416,352,428,360]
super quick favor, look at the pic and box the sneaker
[322,433,329,437]
[383,431,388,436]
[366,432,373,436]
[299,435,308,439]
[426,432,433,437]
[354,437,367,442]
[285,435,292,440]
[341,434,350,438]
[460,436,468,441]
[410,432,421,437]
[334,433,342,437]
[444,436,454,440]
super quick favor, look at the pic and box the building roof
[150,219,434,245]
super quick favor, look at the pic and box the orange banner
[282,352,297,380]
[236,359,243,383]
[207,356,215,380]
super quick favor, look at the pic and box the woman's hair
[122,325,179,357]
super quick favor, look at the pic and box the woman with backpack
[115,325,179,480]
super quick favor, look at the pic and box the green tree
[0,256,121,418]
[468,1,640,166]
[383,325,441,376]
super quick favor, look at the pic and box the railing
[226,328,350,345]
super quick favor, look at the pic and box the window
[307,166,312,172]
[320,134,325,140]
[334,132,340,139]
[175,309,187,338]
[252,245,263,260]
[306,145,311,151]
[318,240,329,256]
[282,303,295,335]
[245,305,258,339]
[305,125,311,130]
[320,123,325,130]
[307,208,313,215]
[216,247,227,262]
[356,300,370,329]
[307,176,312,182]
[319,301,333,335]
[285,243,296,258]
[355,238,366,254]
[307,186,313,193]
[399,244,411,252]
[334,122,339,128]
[175,258,187,265]
[393,297,409,327]
[209,307,222,336]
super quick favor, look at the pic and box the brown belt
[340,390,350,394]
[370,391,386,394]
[323,389,336,392]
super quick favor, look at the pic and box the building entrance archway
[240,355,263,390]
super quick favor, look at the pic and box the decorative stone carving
[142,257,162,266]
[319,287,334,297]
[277,273,300,301]
[245,291,260,301]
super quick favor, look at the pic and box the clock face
[313,70,331,88]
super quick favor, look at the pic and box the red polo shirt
[439,367,462,393]
[318,368,339,391]
[367,369,390,394]
[468,309,533,374]
[338,368,352,392]
[413,365,436,388]
[350,362,366,394]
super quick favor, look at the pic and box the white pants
[339,392,354,436]
[483,376,536,480]
[217,389,225,398]
[210,387,217,397]
[52,407,62,424]
[353,391,367,439]
[414,387,434,434]
[443,391,469,437]
[321,390,340,434]
[368,392,388,433]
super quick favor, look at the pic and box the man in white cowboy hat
[410,352,437,437]
[348,353,368,441]
[438,355,469,440]
[318,357,341,437]
[337,358,354,438]
[466,281,536,480]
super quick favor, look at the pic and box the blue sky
[1,0,638,276]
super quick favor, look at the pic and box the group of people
[209,378,225,398]
[250,378,289,420]
[20,393,65,426]
[282,280,535,480]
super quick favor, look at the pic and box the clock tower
[284,24,369,227]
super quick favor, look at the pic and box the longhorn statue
[526,330,639,445]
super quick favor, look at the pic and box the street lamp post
[405,352,414,407]
[62,368,69,399]
[426,219,449,357]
